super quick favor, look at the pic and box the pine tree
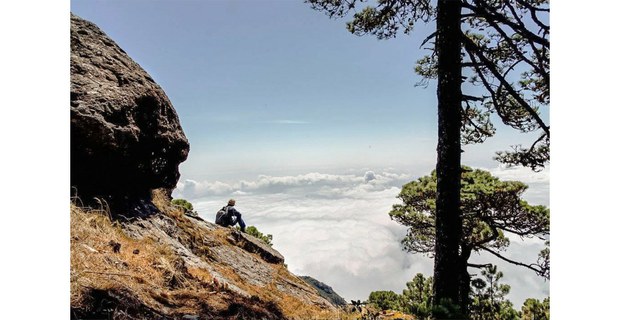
[400,273,433,319]
[307,1,549,315]
[389,166,549,313]
[521,297,550,320]
[470,265,520,320]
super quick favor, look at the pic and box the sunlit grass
[70,190,339,318]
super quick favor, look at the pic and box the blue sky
[70,0,546,181]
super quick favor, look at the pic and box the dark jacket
[216,205,246,231]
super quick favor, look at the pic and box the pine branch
[462,102,494,140]
[419,31,438,49]
[515,0,550,32]
[463,46,513,127]
[462,35,549,135]
[467,262,493,269]
[463,0,549,47]
[470,222,499,248]
[502,0,548,74]
[479,17,548,87]
[480,246,548,278]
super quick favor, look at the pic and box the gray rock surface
[70,14,189,206]
[121,213,336,311]
[227,230,285,264]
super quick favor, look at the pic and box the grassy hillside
[70,190,337,319]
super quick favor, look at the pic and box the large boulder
[70,14,189,209]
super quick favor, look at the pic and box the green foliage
[308,0,433,39]
[431,298,465,320]
[399,273,433,319]
[367,290,400,311]
[470,265,519,320]
[171,198,195,214]
[368,270,546,320]
[389,167,550,278]
[244,225,273,247]
[521,297,550,320]
[366,273,462,319]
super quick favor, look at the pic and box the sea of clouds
[172,165,549,307]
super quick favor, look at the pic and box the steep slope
[71,190,337,319]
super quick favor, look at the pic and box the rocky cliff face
[70,14,189,210]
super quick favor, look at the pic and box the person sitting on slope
[215,199,246,233]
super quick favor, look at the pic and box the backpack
[215,206,230,226]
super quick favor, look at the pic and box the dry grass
[151,189,184,219]
[70,198,241,318]
[277,295,340,320]
[71,192,338,319]
[70,203,195,312]
[220,263,341,319]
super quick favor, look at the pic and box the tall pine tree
[307,1,549,316]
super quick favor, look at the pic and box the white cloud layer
[174,171,414,200]
[172,167,549,307]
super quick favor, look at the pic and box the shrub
[171,199,195,214]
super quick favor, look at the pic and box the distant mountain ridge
[300,276,347,306]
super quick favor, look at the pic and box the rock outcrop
[300,276,348,306]
[227,228,285,264]
[70,14,189,210]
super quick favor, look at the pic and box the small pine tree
[521,297,550,320]
[400,273,433,319]
[470,265,519,320]
[368,290,400,311]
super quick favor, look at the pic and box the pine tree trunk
[458,247,472,317]
[433,0,463,317]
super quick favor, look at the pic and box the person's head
[228,199,236,206]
